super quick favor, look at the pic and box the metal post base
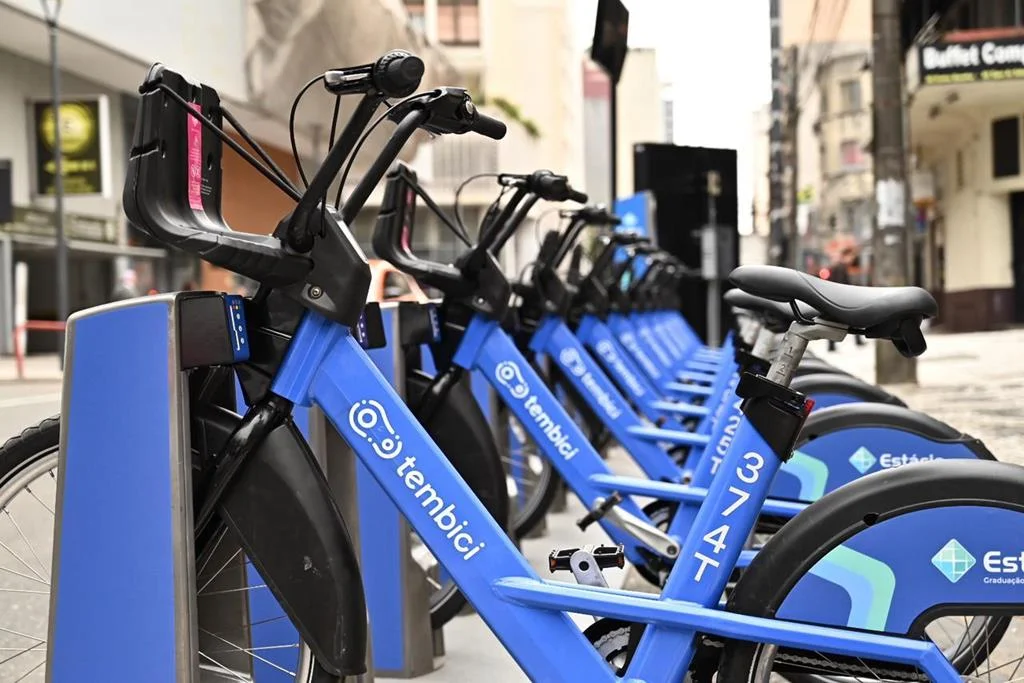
[49,296,197,682]
[361,304,441,678]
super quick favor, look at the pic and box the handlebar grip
[471,111,507,140]
[567,187,588,204]
[376,50,425,98]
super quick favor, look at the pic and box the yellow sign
[33,98,106,196]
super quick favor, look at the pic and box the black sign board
[32,97,107,196]
[919,37,1024,85]
[591,0,629,84]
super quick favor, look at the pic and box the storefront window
[438,0,480,46]
[992,116,1021,178]
[948,0,1023,30]
[402,0,426,35]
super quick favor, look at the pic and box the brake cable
[288,74,326,189]
[332,92,423,220]
[453,173,500,235]
[153,81,301,202]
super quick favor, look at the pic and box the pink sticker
[186,102,204,212]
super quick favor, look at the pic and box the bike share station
[50,294,478,681]
[33,45,1024,683]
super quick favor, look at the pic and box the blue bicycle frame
[270,311,959,683]
[528,314,709,482]
[577,313,711,424]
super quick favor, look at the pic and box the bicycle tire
[717,461,1018,682]
[493,400,560,538]
[0,416,344,683]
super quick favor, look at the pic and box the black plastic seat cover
[724,289,819,322]
[728,265,937,330]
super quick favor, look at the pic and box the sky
[572,0,773,233]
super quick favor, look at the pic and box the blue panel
[359,308,408,673]
[806,392,862,410]
[51,303,178,682]
[773,426,982,502]
[779,505,1024,634]
[613,192,652,280]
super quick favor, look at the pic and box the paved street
[810,329,1024,465]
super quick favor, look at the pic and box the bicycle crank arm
[592,496,680,560]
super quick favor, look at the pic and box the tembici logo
[494,359,580,460]
[348,399,485,560]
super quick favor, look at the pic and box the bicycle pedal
[548,545,625,573]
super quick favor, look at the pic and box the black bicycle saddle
[724,289,820,323]
[728,265,937,357]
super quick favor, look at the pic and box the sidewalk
[0,354,62,382]
[809,329,1024,466]
[380,447,645,682]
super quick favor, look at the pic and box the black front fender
[194,405,368,676]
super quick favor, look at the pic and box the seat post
[767,321,846,387]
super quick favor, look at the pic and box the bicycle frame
[270,311,960,683]
[576,313,712,423]
[528,314,708,482]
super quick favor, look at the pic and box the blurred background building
[581,47,672,205]
[904,0,1024,331]
[751,0,872,277]
[0,0,632,354]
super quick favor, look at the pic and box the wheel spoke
[200,627,297,677]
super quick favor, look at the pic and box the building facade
[781,0,872,274]
[0,0,454,353]
[813,45,874,278]
[581,48,667,207]
[905,0,1024,330]
[396,0,584,276]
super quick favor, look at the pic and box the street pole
[768,0,786,265]
[705,171,721,347]
[43,0,67,366]
[609,81,618,205]
[786,45,801,271]
[871,0,916,384]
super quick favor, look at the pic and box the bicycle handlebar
[373,164,469,295]
[471,110,508,140]
[343,89,506,223]
[125,55,507,326]
[324,50,425,99]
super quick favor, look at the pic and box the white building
[0,0,452,353]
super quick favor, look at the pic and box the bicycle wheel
[717,463,1018,683]
[493,401,559,538]
[0,417,340,682]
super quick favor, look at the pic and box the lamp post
[41,0,67,365]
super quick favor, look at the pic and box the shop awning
[7,232,167,259]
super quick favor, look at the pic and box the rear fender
[792,372,906,407]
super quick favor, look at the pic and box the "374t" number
[692,451,765,581]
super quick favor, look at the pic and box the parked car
[368,259,429,302]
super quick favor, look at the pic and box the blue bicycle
[397,173,996,592]
[6,53,1021,683]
